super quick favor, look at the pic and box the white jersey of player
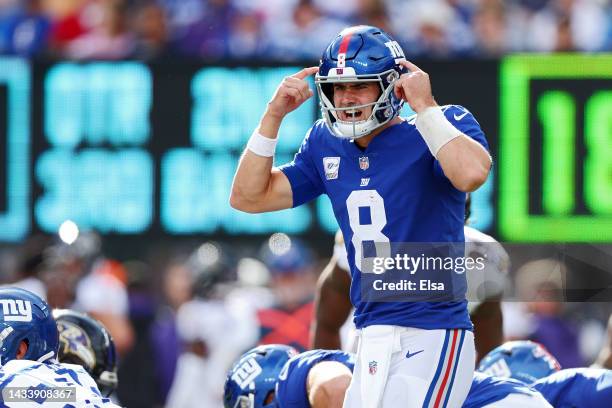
[166,297,258,408]
[0,360,120,407]
[463,226,510,312]
[73,260,129,317]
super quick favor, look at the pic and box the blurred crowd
[0,0,609,61]
[0,231,322,407]
[1,229,611,407]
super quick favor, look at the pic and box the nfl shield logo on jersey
[323,157,340,180]
[368,360,377,375]
[359,156,369,170]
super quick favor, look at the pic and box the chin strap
[36,350,56,363]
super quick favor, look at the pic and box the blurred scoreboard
[499,55,612,241]
[0,60,337,242]
[0,55,610,243]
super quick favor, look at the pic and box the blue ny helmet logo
[0,299,32,322]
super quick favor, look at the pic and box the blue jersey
[463,372,542,407]
[280,105,488,329]
[532,368,612,408]
[275,350,355,408]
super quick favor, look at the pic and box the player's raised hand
[394,60,436,113]
[267,67,319,118]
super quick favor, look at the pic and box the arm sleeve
[278,127,325,207]
[434,105,490,179]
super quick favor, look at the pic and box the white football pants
[343,326,475,408]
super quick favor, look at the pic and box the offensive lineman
[54,309,119,397]
[478,341,612,408]
[0,287,120,407]
[223,345,552,408]
[311,224,509,363]
[230,25,491,407]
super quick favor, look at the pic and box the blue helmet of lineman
[0,287,59,365]
[224,344,297,408]
[315,25,407,139]
[477,341,561,384]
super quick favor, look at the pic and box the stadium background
[0,0,610,406]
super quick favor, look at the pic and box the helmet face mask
[316,26,406,139]
[232,394,255,408]
[97,370,119,398]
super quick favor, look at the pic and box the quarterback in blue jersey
[311,223,508,361]
[478,340,612,407]
[231,25,491,407]
[0,287,119,407]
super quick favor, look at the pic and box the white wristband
[415,106,461,158]
[247,131,278,157]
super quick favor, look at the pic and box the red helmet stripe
[338,34,353,56]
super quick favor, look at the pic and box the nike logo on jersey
[405,350,424,359]
[453,111,468,121]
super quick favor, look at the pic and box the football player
[231,24,491,407]
[478,340,612,407]
[464,372,552,408]
[593,313,612,369]
[53,309,118,397]
[223,345,552,408]
[311,222,509,363]
[166,242,257,408]
[223,344,354,408]
[310,230,354,351]
[463,224,508,362]
[0,287,120,407]
[258,235,316,352]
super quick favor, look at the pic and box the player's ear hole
[16,339,29,359]
[264,390,275,404]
